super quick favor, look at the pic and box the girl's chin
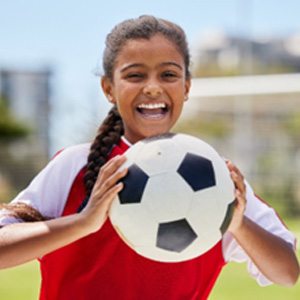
[138,113,166,121]
[140,129,171,140]
[125,129,171,144]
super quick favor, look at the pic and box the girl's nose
[143,83,163,98]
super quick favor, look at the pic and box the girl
[0,15,299,300]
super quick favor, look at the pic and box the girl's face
[102,34,191,144]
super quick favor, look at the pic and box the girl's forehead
[115,35,184,66]
[122,34,176,51]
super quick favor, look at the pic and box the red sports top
[38,139,226,300]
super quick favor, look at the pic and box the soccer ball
[109,133,235,262]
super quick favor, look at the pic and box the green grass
[0,219,299,300]
[211,218,300,299]
[210,261,300,300]
[0,261,40,300]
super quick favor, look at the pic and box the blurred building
[192,31,300,77]
[0,68,52,159]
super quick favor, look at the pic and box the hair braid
[0,202,49,223]
[78,106,124,212]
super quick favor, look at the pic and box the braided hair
[78,106,124,211]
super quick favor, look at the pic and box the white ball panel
[134,243,198,262]
[109,200,157,247]
[174,134,218,158]
[132,139,185,176]
[213,160,235,205]
[187,190,224,236]
[188,229,222,255]
[124,140,145,160]
[141,173,193,222]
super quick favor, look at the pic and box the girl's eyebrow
[120,63,143,73]
[120,62,183,73]
[160,62,183,70]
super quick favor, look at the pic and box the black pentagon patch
[220,200,236,234]
[142,133,176,144]
[177,153,216,191]
[156,218,197,253]
[118,164,149,204]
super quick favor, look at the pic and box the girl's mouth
[136,103,169,119]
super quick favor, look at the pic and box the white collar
[121,136,132,147]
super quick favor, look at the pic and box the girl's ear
[101,77,116,104]
[184,78,191,102]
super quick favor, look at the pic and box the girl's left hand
[225,160,247,234]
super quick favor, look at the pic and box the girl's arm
[0,213,93,269]
[0,155,127,269]
[226,160,300,287]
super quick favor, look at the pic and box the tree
[0,96,31,201]
[0,97,30,141]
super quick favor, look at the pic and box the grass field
[0,219,299,299]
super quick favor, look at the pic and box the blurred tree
[283,113,300,215]
[0,96,31,201]
[284,112,300,138]
[0,97,30,140]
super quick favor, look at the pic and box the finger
[235,188,244,201]
[229,163,244,181]
[98,182,124,210]
[234,189,247,210]
[95,155,127,186]
[226,161,245,190]
[104,181,124,201]
[96,167,128,196]
[100,155,126,175]
[226,159,238,172]
[92,168,128,197]
[230,170,246,194]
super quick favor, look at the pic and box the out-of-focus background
[0,0,299,299]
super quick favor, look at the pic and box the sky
[1,0,300,153]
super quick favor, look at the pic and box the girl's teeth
[138,103,166,109]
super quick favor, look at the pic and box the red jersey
[38,139,225,300]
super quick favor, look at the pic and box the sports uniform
[0,137,296,300]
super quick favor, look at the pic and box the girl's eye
[125,73,144,80]
[162,72,178,79]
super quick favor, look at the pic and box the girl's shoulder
[51,143,91,164]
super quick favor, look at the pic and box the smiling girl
[0,15,299,300]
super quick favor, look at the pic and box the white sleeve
[222,181,296,286]
[0,144,89,227]
[0,211,22,227]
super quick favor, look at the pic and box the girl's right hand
[0,156,127,268]
[80,155,128,233]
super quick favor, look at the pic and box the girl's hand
[80,155,128,233]
[224,160,300,286]
[225,160,247,234]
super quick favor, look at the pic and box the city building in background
[192,31,300,77]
